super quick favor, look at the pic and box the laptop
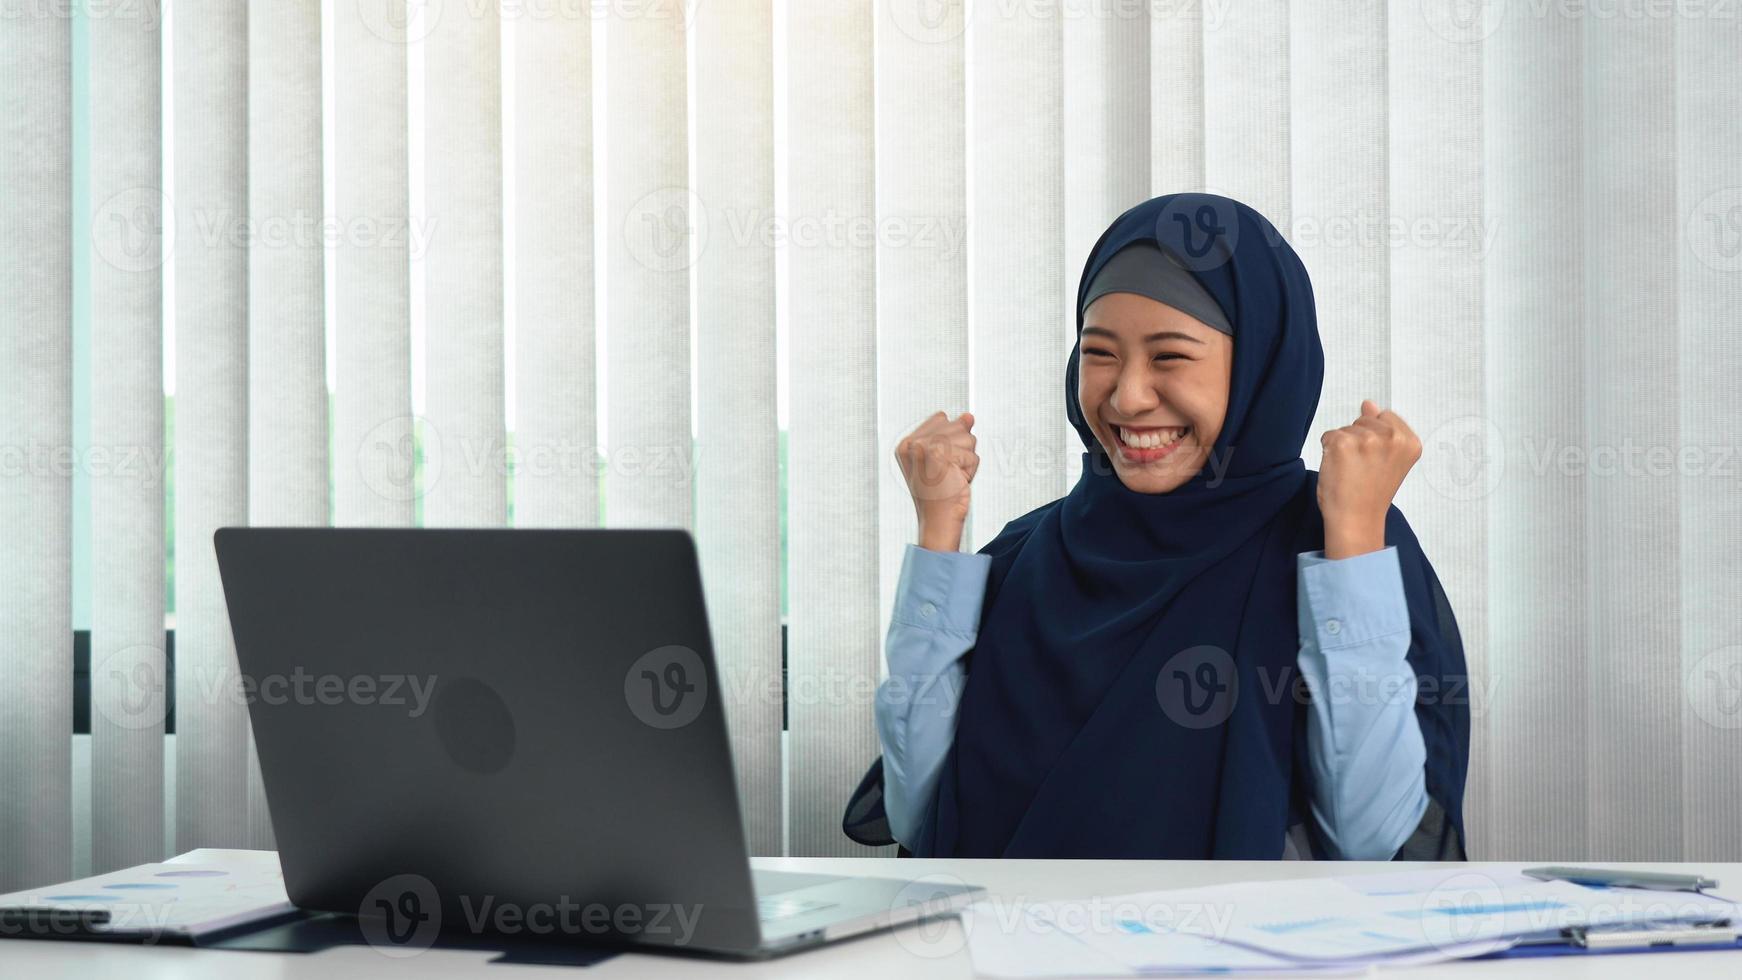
[213,527,981,958]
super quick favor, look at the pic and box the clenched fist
[1317,399,1422,559]
[896,411,979,553]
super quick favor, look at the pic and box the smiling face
[1077,292,1234,494]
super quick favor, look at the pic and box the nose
[1109,361,1161,418]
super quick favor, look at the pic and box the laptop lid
[213,527,765,954]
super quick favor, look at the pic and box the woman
[849,193,1470,861]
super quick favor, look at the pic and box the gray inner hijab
[1079,241,1233,337]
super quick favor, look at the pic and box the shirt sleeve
[874,543,992,848]
[1296,545,1431,860]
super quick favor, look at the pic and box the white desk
[3,858,1738,978]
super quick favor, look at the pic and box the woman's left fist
[1317,399,1421,557]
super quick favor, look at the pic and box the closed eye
[1083,347,1114,358]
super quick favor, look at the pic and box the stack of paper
[963,866,1741,977]
[0,849,294,942]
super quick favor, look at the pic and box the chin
[1114,467,1190,495]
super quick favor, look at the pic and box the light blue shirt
[875,542,1430,860]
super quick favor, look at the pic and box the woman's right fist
[896,411,979,552]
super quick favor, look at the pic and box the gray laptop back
[214,527,765,954]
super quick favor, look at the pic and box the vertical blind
[2,2,1740,888]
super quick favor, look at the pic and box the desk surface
[3,857,1739,978]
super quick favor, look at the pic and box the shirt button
[920,602,938,619]
[1325,618,1342,636]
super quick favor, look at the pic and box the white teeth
[1115,425,1187,450]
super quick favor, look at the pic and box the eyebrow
[1080,326,1205,345]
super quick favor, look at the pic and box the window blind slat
[424,3,506,529]
[694,0,781,856]
[1149,4,1203,194]
[332,1,413,529]
[173,0,251,851]
[1584,17,1682,861]
[1289,4,1388,471]
[1202,4,1288,231]
[604,5,691,531]
[1481,10,1588,862]
[786,1,879,857]
[89,9,167,874]
[1386,1,1489,862]
[1675,12,1742,863]
[875,0,968,649]
[968,2,1068,550]
[512,9,597,529]
[0,11,73,893]
[246,0,328,850]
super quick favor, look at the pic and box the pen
[1523,866,1720,893]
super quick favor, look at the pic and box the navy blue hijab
[904,194,1470,859]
